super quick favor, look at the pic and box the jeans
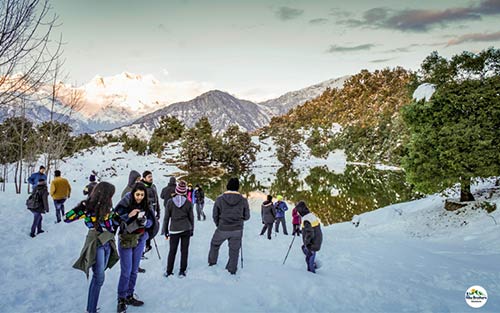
[87,241,111,313]
[54,199,66,223]
[30,212,43,235]
[195,202,206,220]
[301,245,317,273]
[118,232,148,299]
[274,217,288,235]
[166,230,191,274]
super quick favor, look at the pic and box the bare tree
[0,0,63,107]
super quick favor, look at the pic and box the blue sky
[52,0,500,101]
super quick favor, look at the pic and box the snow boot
[126,295,144,307]
[138,267,146,273]
[117,298,127,313]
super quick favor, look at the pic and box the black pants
[260,223,273,239]
[167,231,191,274]
[208,229,242,274]
[274,217,288,235]
[292,224,301,236]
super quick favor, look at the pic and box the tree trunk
[460,178,475,202]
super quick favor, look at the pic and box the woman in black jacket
[28,178,50,237]
[161,180,194,277]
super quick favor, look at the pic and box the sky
[50,0,500,102]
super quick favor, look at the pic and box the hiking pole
[282,233,296,265]
[240,228,244,269]
[153,238,161,260]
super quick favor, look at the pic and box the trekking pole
[240,228,244,269]
[153,238,161,260]
[282,233,296,265]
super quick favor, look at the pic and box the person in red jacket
[291,204,302,236]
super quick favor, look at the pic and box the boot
[126,294,144,307]
[138,267,146,273]
[117,298,127,313]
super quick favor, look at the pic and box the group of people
[26,166,72,237]
[25,166,322,313]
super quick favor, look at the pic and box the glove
[190,230,194,237]
[262,221,265,224]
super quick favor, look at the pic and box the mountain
[259,76,349,115]
[132,90,271,133]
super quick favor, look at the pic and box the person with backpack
[259,195,275,240]
[140,170,160,254]
[208,177,250,275]
[295,201,323,273]
[83,174,98,198]
[28,165,47,191]
[162,180,194,277]
[193,184,206,221]
[274,195,289,235]
[114,183,158,312]
[160,176,176,210]
[64,182,120,313]
[50,170,72,223]
[27,178,49,238]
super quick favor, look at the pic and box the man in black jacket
[296,201,323,273]
[208,178,250,274]
[140,170,160,253]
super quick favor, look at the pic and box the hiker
[83,174,98,198]
[140,170,160,254]
[121,170,141,198]
[259,195,276,240]
[207,177,250,275]
[50,170,71,223]
[162,180,194,277]
[187,183,193,203]
[194,184,206,221]
[291,204,302,236]
[28,165,47,191]
[295,201,323,273]
[274,195,288,235]
[27,178,49,237]
[160,176,176,210]
[114,183,158,312]
[64,182,120,313]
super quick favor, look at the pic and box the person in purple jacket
[274,195,289,235]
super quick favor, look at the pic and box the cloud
[162,69,169,76]
[370,58,393,63]
[337,0,500,32]
[276,6,304,21]
[447,30,500,46]
[327,44,375,53]
[309,18,328,25]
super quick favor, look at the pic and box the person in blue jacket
[28,165,47,191]
[274,195,289,235]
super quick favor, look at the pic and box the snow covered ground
[1,144,499,312]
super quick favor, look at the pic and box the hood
[262,200,273,206]
[221,192,245,206]
[127,170,141,188]
[295,201,310,216]
[168,176,176,186]
[172,194,187,208]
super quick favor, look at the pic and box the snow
[1,144,499,312]
[413,83,436,102]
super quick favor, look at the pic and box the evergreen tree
[180,117,214,169]
[215,125,259,172]
[149,115,185,154]
[402,49,500,201]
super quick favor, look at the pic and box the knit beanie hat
[89,174,96,182]
[176,180,187,195]
[226,177,240,191]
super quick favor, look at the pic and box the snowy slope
[1,144,499,312]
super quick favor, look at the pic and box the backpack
[26,189,42,210]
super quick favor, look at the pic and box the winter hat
[295,201,310,217]
[142,170,152,178]
[89,174,96,182]
[176,180,187,195]
[276,195,283,201]
[226,177,240,191]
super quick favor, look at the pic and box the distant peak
[121,72,142,80]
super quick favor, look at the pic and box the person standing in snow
[291,204,302,236]
[114,183,158,312]
[162,180,194,277]
[295,201,323,273]
[27,178,49,238]
[83,174,98,198]
[140,170,160,254]
[259,195,275,240]
[160,176,177,210]
[28,165,47,191]
[193,184,206,221]
[50,170,71,223]
[274,195,289,235]
[186,183,193,203]
[64,182,120,313]
[208,177,250,275]
[121,170,141,199]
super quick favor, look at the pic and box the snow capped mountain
[259,76,350,115]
